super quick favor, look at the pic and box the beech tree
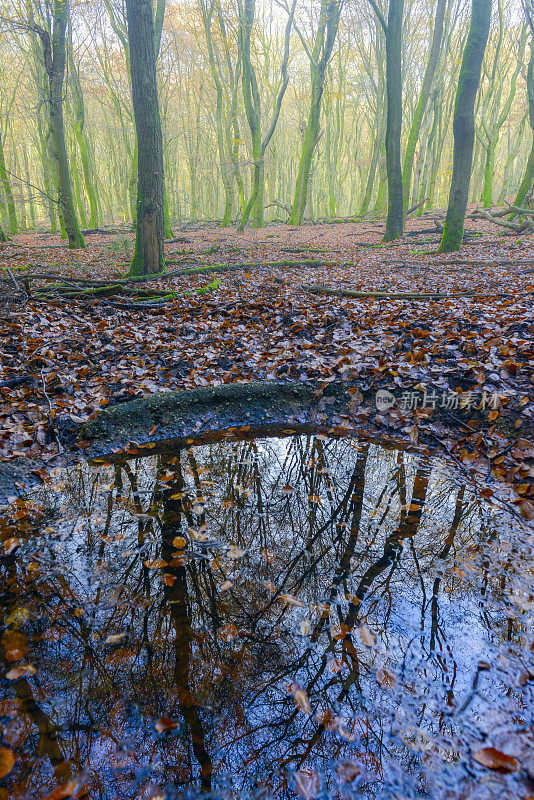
[289,0,342,225]
[439,0,492,253]
[125,0,165,276]
[368,0,405,241]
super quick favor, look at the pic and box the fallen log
[20,258,333,290]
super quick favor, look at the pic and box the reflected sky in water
[0,429,533,800]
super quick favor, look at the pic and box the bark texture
[383,0,404,241]
[125,0,165,276]
[439,0,492,253]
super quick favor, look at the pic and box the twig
[406,198,429,217]
[40,369,63,454]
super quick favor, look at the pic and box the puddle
[1,427,533,800]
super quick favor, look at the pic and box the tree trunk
[512,38,534,208]
[0,128,18,234]
[402,0,447,214]
[49,0,85,248]
[383,0,404,241]
[438,0,492,253]
[68,44,100,228]
[125,0,166,276]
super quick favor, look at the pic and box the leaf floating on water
[155,717,180,734]
[105,632,127,644]
[3,537,21,555]
[297,619,311,636]
[43,780,87,800]
[280,485,295,495]
[162,573,176,586]
[0,748,15,779]
[6,663,36,681]
[358,625,376,647]
[172,536,186,548]
[473,747,519,772]
[226,546,246,559]
[279,593,304,607]
[5,648,25,662]
[289,684,311,715]
[327,658,344,674]
[376,665,397,688]
[144,558,168,569]
[294,768,320,800]
[218,623,238,642]
[336,759,361,783]
[218,580,233,591]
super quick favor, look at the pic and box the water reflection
[1,429,533,800]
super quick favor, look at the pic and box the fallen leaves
[0,222,533,517]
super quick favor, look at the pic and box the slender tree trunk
[68,45,99,228]
[438,0,492,253]
[402,0,447,213]
[48,0,85,248]
[289,0,340,225]
[125,0,165,276]
[0,129,18,234]
[512,39,534,208]
[383,0,404,241]
[290,80,323,225]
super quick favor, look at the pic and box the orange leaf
[0,748,15,779]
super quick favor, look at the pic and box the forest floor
[0,216,533,517]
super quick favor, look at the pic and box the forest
[0,0,533,799]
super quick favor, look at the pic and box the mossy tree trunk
[512,35,534,209]
[383,0,404,241]
[67,39,100,228]
[35,0,85,249]
[438,0,492,253]
[402,0,447,215]
[125,0,165,276]
[0,124,18,235]
[47,1,85,248]
[238,0,295,230]
[289,0,341,226]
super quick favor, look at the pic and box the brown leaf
[336,759,361,782]
[143,558,168,569]
[0,748,15,779]
[43,780,87,800]
[289,685,311,715]
[217,623,238,641]
[155,717,179,734]
[5,648,25,662]
[104,632,127,644]
[473,747,519,772]
[358,625,376,647]
[279,593,304,607]
[6,663,36,681]
[294,768,320,800]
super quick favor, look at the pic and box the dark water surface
[1,428,533,800]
